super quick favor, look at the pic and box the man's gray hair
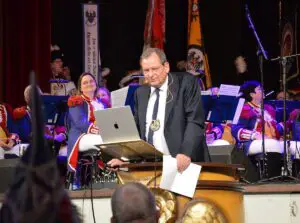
[140,48,168,64]
[111,182,157,223]
[24,85,42,104]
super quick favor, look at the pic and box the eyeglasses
[142,65,164,76]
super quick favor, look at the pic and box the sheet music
[219,84,240,96]
[111,86,129,108]
[160,155,201,198]
[233,98,245,124]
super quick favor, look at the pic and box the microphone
[245,4,249,14]
[265,90,274,98]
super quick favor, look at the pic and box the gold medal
[150,120,160,131]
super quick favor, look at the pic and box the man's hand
[176,154,191,173]
[107,158,129,171]
[107,158,125,168]
[0,140,13,150]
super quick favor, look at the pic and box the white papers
[160,155,201,198]
[201,90,212,96]
[219,84,240,97]
[111,86,129,108]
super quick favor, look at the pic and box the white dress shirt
[146,76,170,155]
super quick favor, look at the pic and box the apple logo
[114,123,119,129]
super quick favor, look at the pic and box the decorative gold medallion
[150,120,160,131]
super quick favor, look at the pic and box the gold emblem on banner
[150,120,160,132]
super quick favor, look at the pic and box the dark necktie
[148,88,160,145]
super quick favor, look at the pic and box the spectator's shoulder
[68,95,84,107]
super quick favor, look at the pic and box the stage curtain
[1,0,51,107]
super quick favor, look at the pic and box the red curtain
[1,0,51,107]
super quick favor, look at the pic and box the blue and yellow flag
[187,0,212,88]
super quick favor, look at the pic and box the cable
[166,74,174,104]
[90,157,97,223]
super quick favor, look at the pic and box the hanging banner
[187,0,211,89]
[144,0,165,49]
[83,3,100,82]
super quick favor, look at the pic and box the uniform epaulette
[68,95,84,107]
[13,106,27,120]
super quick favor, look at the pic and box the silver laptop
[94,106,140,144]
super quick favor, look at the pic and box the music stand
[201,94,217,120]
[42,95,69,154]
[125,85,139,113]
[266,53,300,182]
[206,95,245,124]
[96,140,163,163]
[42,95,69,126]
[111,85,139,113]
[265,100,300,123]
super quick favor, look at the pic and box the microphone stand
[245,4,268,180]
[270,53,300,182]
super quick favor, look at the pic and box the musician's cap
[119,70,143,88]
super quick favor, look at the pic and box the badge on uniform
[150,120,160,131]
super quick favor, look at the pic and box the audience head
[140,48,169,88]
[240,80,262,103]
[111,182,158,223]
[77,72,98,98]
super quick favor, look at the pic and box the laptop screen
[94,106,140,144]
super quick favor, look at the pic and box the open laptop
[94,106,163,161]
[94,106,140,144]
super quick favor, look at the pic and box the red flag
[144,0,165,49]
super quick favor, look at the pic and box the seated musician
[206,123,224,145]
[205,87,235,146]
[206,122,236,146]
[281,109,300,158]
[231,81,283,177]
[50,47,77,96]
[67,72,107,173]
[97,86,111,108]
[13,85,67,156]
[0,103,19,159]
